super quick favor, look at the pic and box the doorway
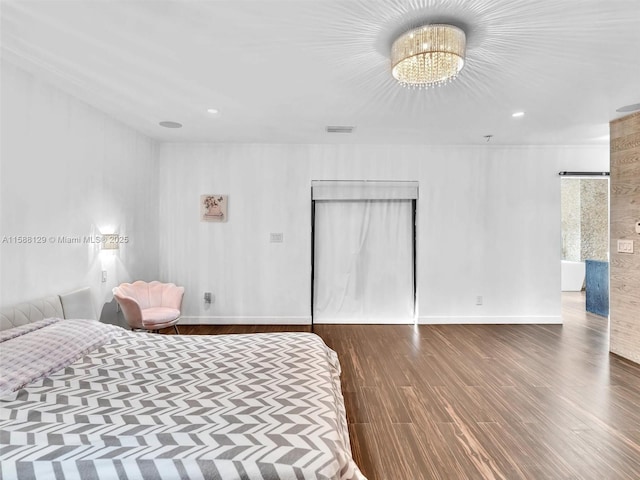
[560,173,609,314]
[311,181,418,324]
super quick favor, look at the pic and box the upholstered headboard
[59,287,96,321]
[0,287,96,332]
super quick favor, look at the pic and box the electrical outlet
[204,292,212,304]
[270,233,283,243]
[476,295,483,306]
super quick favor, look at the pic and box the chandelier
[391,24,466,88]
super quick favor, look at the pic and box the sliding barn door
[312,181,417,324]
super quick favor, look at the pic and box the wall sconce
[101,233,120,250]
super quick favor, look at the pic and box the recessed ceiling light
[512,111,525,118]
[207,108,219,114]
[616,103,640,113]
[159,121,182,128]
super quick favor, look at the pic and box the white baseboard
[180,315,562,325]
[179,316,312,325]
[418,315,562,325]
[313,318,414,324]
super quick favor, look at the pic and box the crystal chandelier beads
[391,24,466,88]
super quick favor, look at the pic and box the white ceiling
[2,0,639,145]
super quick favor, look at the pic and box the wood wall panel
[610,111,640,364]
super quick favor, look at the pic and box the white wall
[0,61,609,326]
[158,143,608,324]
[0,62,159,316]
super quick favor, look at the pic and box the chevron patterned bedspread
[0,319,366,480]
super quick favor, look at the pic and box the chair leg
[173,325,179,334]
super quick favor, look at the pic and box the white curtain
[313,199,415,323]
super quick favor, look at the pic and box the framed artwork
[201,195,228,222]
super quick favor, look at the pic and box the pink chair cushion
[142,307,181,326]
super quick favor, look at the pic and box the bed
[0,291,366,480]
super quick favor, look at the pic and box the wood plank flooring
[173,293,640,479]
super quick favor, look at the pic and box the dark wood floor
[174,293,640,480]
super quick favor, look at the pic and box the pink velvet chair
[113,281,184,334]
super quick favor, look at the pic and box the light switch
[617,239,634,254]
[270,233,283,243]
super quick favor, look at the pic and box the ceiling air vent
[326,126,355,134]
